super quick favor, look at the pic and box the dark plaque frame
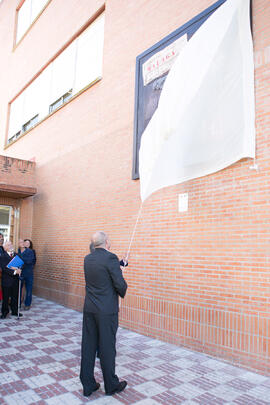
[132,0,228,180]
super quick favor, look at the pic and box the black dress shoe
[1,314,8,319]
[11,313,23,317]
[83,382,100,397]
[106,380,127,395]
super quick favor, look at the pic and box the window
[16,0,49,43]
[7,131,21,144]
[8,12,105,144]
[49,90,72,113]
[0,206,19,245]
[0,206,12,242]
[22,114,39,132]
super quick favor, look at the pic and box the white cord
[125,201,144,260]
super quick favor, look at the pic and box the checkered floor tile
[0,296,269,404]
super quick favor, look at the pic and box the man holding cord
[80,231,128,397]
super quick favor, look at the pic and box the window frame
[49,89,73,114]
[22,114,39,133]
[14,0,52,48]
[0,205,12,242]
[5,6,105,148]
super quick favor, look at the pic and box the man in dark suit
[0,241,22,319]
[80,231,128,397]
[0,233,4,301]
[0,233,4,255]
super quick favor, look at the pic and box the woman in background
[24,239,36,266]
[18,239,36,310]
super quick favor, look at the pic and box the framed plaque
[132,0,228,179]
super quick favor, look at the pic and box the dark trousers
[80,312,120,394]
[20,272,33,307]
[1,281,19,316]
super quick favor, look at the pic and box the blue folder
[7,255,24,269]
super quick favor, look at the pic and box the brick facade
[0,155,36,197]
[0,0,269,374]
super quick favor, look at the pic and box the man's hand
[121,253,129,267]
[123,253,129,262]
[12,267,21,276]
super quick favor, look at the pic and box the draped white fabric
[139,0,255,202]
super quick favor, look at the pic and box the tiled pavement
[0,297,269,405]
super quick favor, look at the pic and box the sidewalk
[0,297,269,405]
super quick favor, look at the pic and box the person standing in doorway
[18,239,36,310]
[80,231,128,397]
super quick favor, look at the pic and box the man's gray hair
[91,231,108,248]
[3,241,13,251]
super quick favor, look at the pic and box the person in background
[0,233,4,301]
[0,233,4,255]
[18,239,36,310]
[24,239,36,265]
[80,231,128,397]
[0,241,22,318]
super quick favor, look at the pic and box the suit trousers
[80,312,120,393]
[1,281,19,316]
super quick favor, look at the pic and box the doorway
[0,205,19,244]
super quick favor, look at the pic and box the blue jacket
[18,248,36,276]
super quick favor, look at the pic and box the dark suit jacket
[0,251,19,287]
[83,247,127,314]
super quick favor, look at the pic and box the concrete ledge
[0,183,37,198]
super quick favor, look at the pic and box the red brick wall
[19,197,34,240]
[0,0,269,374]
[0,155,36,189]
